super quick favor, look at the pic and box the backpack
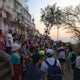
[45,59,62,80]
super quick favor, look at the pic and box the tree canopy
[62,5,80,41]
[41,4,62,34]
[40,4,80,41]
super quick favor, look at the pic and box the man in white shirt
[6,29,13,54]
[41,49,61,80]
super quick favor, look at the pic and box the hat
[8,29,13,33]
[39,50,45,56]
[12,43,21,51]
[46,49,53,55]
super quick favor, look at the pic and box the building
[0,0,36,36]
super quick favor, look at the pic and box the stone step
[0,62,10,71]
[0,67,11,80]
[0,62,7,70]
[0,57,4,62]
[3,74,11,80]
[0,62,6,66]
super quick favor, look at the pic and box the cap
[46,49,53,55]
[8,29,13,33]
[12,43,21,51]
[39,50,45,56]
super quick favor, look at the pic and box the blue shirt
[10,53,20,64]
[21,47,26,54]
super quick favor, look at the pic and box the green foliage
[40,3,80,42]
[62,5,80,40]
[41,4,62,34]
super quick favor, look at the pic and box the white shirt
[6,33,13,47]
[76,56,80,69]
[53,42,57,46]
[59,51,65,59]
[41,57,61,80]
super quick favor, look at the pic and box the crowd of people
[0,28,80,80]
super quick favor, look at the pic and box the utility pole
[57,26,59,41]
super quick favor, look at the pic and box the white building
[0,0,35,36]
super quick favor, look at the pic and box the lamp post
[57,26,59,41]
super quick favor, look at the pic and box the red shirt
[0,36,5,50]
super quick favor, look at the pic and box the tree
[41,3,80,42]
[61,5,80,41]
[41,4,62,38]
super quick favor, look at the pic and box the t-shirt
[10,53,20,64]
[24,63,41,80]
[76,56,80,69]
[0,37,5,50]
[53,42,57,46]
[67,51,75,60]
[30,45,35,53]
[6,33,13,47]
[41,57,61,80]
[22,47,26,54]
[59,51,65,59]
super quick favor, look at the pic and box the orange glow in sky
[26,0,80,43]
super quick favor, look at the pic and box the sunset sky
[23,0,80,43]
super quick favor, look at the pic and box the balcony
[15,1,22,14]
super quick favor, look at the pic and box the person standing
[74,50,80,80]
[66,46,76,72]
[58,48,66,74]
[10,43,21,80]
[6,29,13,54]
[24,54,42,80]
[41,49,61,80]
[0,29,11,62]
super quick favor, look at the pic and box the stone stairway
[0,57,11,80]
